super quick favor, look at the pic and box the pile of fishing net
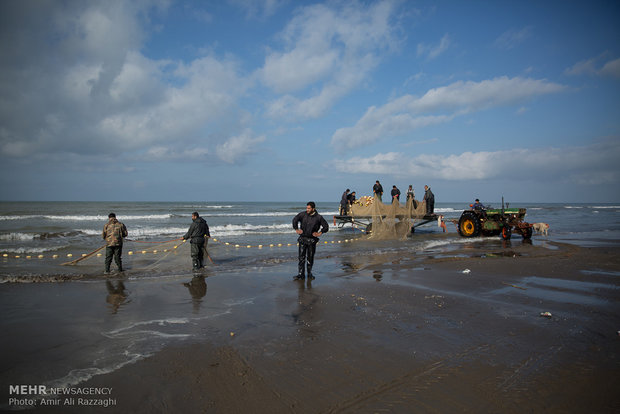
[348,196,428,240]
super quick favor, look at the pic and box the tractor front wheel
[458,212,481,237]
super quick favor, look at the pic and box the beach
[2,238,620,412]
[1,201,620,412]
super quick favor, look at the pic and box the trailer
[333,195,446,235]
[333,213,443,234]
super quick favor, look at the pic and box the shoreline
[2,241,620,413]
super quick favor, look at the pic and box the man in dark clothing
[472,199,486,210]
[183,211,210,269]
[391,185,401,203]
[373,180,383,202]
[102,213,128,274]
[292,202,329,281]
[423,185,435,215]
[340,189,350,215]
[347,191,356,205]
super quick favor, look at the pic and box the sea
[1,200,619,402]
[1,201,619,279]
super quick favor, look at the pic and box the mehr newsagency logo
[8,385,116,408]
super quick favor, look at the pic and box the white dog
[532,222,550,236]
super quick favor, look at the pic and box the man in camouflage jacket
[102,213,128,273]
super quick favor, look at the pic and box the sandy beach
[3,239,618,413]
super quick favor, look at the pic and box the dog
[532,222,550,236]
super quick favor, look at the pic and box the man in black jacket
[373,180,383,202]
[423,185,435,215]
[292,202,329,280]
[183,211,210,269]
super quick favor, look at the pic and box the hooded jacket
[184,217,210,244]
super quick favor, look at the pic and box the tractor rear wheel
[458,212,481,237]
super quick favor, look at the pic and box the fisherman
[102,213,128,274]
[347,191,356,205]
[423,185,435,215]
[373,180,384,202]
[292,202,329,281]
[391,185,401,203]
[183,211,210,270]
[340,189,350,215]
[472,199,486,210]
[406,185,414,202]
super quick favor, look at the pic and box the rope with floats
[2,234,367,262]
[61,245,106,266]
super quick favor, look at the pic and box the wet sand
[7,241,620,413]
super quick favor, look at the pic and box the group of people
[102,186,438,279]
[340,180,435,215]
[101,204,329,283]
[102,211,211,274]
[339,189,357,215]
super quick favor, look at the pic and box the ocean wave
[125,227,188,238]
[103,318,191,337]
[180,204,235,209]
[421,236,485,250]
[0,214,173,221]
[1,245,69,254]
[1,231,85,241]
[210,223,292,236]
[434,207,462,213]
[44,352,148,391]
[0,232,37,241]
[208,212,294,217]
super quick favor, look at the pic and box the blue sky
[0,0,619,203]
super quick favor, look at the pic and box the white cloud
[260,0,400,119]
[333,139,620,185]
[99,54,249,149]
[0,1,252,160]
[417,33,451,60]
[331,76,566,150]
[565,57,599,76]
[600,58,620,78]
[143,146,209,161]
[565,55,620,78]
[216,130,266,163]
[494,27,533,50]
[229,0,289,19]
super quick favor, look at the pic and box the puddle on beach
[481,251,523,258]
[488,276,618,307]
[581,269,620,277]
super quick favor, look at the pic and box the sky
[0,0,619,203]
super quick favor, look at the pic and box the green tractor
[457,198,532,240]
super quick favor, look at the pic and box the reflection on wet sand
[373,269,383,281]
[292,279,321,339]
[183,275,207,313]
[106,280,128,314]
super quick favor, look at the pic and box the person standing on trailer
[373,180,384,202]
[423,185,435,215]
[340,189,350,215]
[391,185,401,203]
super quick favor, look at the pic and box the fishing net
[349,196,428,240]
